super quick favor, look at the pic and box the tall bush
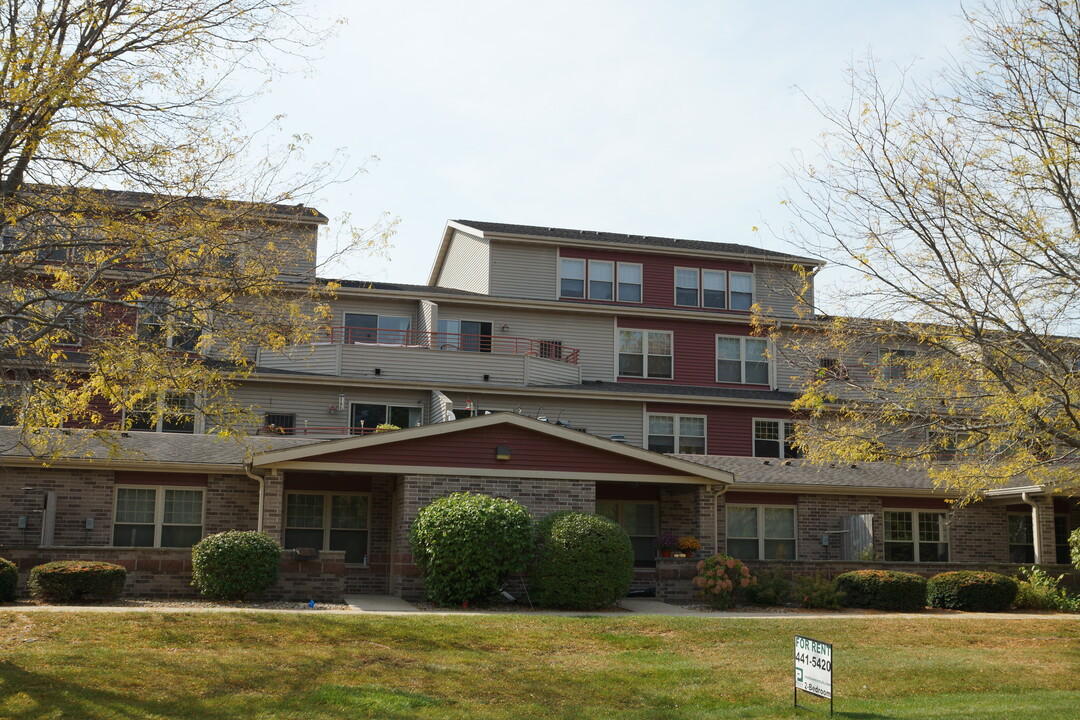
[835,569,926,612]
[926,571,1018,612]
[191,531,281,600]
[28,561,126,602]
[0,558,17,602]
[530,512,633,609]
[409,492,533,606]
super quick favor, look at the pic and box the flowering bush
[678,536,701,553]
[655,533,680,551]
[692,554,755,609]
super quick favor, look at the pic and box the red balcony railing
[257,425,382,437]
[321,327,580,365]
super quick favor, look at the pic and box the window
[138,300,200,351]
[284,492,369,563]
[263,413,296,435]
[127,394,196,433]
[702,270,726,309]
[883,510,948,562]
[350,403,421,432]
[538,340,564,360]
[817,357,848,380]
[726,505,796,560]
[596,500,658,567]
[674,268,699,306]
[618,329,673,379]
[1056,515,1071,564]
[588,260,614,300]
[716,336,770,384]
[436,319,492,352]
[753,419,802,458]
[343,313,411,344]
[730,272,753,310]
[113,486,203,548]
[1009,513,1035,563]
[879,348,917,380]
[559,258,585,298]
[647,414,706,453]
[560,257,642,302]
[617,263,642,302]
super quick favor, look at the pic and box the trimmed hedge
[835,569,927,611]
[409,492,533,606]
[192,531,281,600]
[28,561,126,602]
[0,558,16,602]
[529,512,633,609]
[926,571,1018,612]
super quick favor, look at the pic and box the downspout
[712,484,728,556]
[244,461,266,534]
[1021,491,1042,565]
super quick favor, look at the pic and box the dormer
[427,220,823,319]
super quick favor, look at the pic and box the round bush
[28,561,126,603]
[926,571,1018,612]
[835,569,927,611]
[409,492,533,606]
[0,558,17,602]
[693,554,755,610]
[191,531,281,600]
[529,512,633,609]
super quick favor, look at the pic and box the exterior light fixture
[337,393,346,411]
[495,445,511,461]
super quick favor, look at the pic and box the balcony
[255,327,583,387]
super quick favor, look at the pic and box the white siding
[489,241,558,299]
[417,299,437,337]
[437,230,490,294]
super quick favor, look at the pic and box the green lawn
[0,611,1076,719]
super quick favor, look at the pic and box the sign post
[794,635,832,716]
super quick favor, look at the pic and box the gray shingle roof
[320,278,486,297]
[456,220,821,263]
[0,427,324,468]
[674,455,943,491]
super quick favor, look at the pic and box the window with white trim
[343,313,411,344]
[883,510,948,562]
[138,299,200,351]
[702,270,726,309]
[596,500,658,567]
[730,272,753,310]
[647,414,706,453]
[716,336,770,384]
[284,492,370,563]
[126,393,197,433]
[560,258,643,302]
[726,505,796,560]
[559,258,586,298]
[617,263,643,302]
[674,267,699,306]
[588,260,614,300]
[753,419,802,458]
[1008,513,1035,563]
[113,486,203,547]
[350,403,422,432]
[671,269,754,310]
[878,348,917,380]
[618,329,673,379]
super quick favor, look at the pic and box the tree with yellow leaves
[0,1,390,447]
[777,0,1080,498]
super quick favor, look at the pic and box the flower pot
[661,549,673,558]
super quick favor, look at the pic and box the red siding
[617,316,764,387]
[881,497,950,509]
[646,402,793,456]
[559,247,752,311]
[284,473,374,492]
[596,482,662,500]
[726,492,797,505]
[312,424,698,477]
[114,471,207,486]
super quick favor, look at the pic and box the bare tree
[0,1,391,447]
[778,0,1080,497]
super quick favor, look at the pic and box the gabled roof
[254,412,733,485]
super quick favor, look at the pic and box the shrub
[409,492,533,606]
[926,570,1018,612]
[835,569,927,612]
[191,531,281,600]
[744,569,791,606]
[1013,566,1079,611]
[794,574,842,609]
[693,554,755,609]
[1072,528,1080,571]
[0,558,17,602]
[529,512,633,609]
[28,561,126,602]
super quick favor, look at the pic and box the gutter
[244,461,266,534]
[711,484,728,556]
[1021,490,1043,565]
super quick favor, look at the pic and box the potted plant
[656,533,679,558]
[679,536,701,558]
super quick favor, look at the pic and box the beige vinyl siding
[417,299,437,335]
[256,345,342,376]
[443,393,645,447]
[430,390,453,424]
[524,356,583,386]
[753,263,813,320]
[436,303,615,382]
[489,241,558,299]
[231,383,428,435]
[437,230,490,294]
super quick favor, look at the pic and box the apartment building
[1,215,1075,600]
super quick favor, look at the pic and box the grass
[0,611,1076,719]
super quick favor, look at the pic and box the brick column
[1035,495,1057,565]
[261,469,285,542]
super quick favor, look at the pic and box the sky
[244,1,971,291]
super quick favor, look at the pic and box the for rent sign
[794,635,833,700]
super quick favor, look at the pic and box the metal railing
[257,425,383,437]
[321,327,580,365]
